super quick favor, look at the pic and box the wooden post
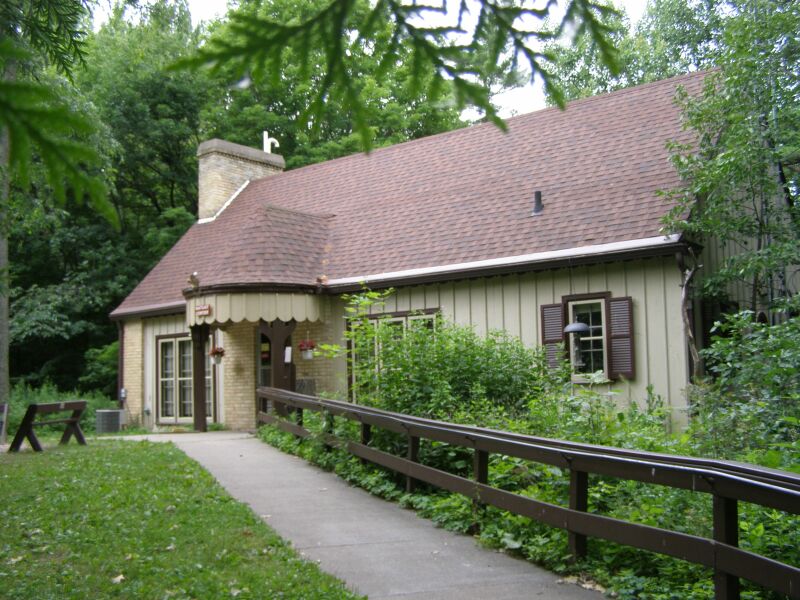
[260,319,297,391]
[472,449,489,533]
[713,495,740,600]
[569,469,588,559]
[190,324,210,432]
[406,435,420,493]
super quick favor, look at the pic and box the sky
[95,0,649,117]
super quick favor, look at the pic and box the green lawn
[0,441,362,600]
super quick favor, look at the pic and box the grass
[0,441,362,600]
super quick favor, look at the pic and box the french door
[158,336,214,424]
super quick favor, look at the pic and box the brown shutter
[607,297,635,379]
[541,303,565,368]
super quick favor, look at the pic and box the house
[111,71,709,431]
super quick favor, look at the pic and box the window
[541,294,634,381]
[567,300,606,376]
[348,308,438,399]
[158,336,215,423]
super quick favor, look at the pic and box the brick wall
[122,319,143,427]
[221,321,258,430]
[294,316,348,398]
[197,140,284,220]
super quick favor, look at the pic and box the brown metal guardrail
[257,386,800,600]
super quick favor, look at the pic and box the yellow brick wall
[221,321,258,430]
[122,319,143,427]
[198,149,283,220]
[294,319,343,397]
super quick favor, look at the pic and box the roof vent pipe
[532,191,544,215]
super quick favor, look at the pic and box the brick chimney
[197,138,285,220]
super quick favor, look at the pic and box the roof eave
[326,234,687,292]
[110,301,186,321]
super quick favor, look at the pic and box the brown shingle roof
[111,71,703,318]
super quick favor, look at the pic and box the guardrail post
[569,469,588,560]
[472,449,489,533]
[713,494,740,600]
[323,412,334,450]
[406,435,420,493]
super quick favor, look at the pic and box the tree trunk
[0,61,14,408]
[678,251,703,382]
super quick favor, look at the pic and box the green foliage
[686,304,800,467]
[660,0,800,310]
[79,340,118,398]
[0,2,116,226]
[180,0,621,142]
[543,0,724,103]
[198,0,465,168]
[0,441,362,599]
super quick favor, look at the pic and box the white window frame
[566,298,608,383]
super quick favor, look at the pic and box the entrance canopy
[186,292,324,326]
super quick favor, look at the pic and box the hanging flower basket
[298,339,316,360]
[209,346,225,365]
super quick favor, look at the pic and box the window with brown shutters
[542,294,635,381]
[540,303,564,368]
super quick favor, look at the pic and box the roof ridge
[247,70,707,185]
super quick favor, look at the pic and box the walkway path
[124,432,601,600]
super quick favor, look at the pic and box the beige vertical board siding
[425,285,440,310]
[143,314,188,430]
[339,257,690,420]
[502,276,521,339]
[470,279,488,335]
[439,282,456,319]
[624,261,649,399]
[641,261,670,407]
[487,278,505,332]
[395,287,411,312]
[519,273,538,347]
[664,259,689,426]
[410,286,425,312]
[453,281,471,325]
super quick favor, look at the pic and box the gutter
[326,234,685,291]
[109,301,186,321]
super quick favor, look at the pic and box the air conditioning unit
[96,409,124,433]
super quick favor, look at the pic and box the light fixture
[564,322,590,335]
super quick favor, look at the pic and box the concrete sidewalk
[122,432,601,600]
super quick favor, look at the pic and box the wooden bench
[8,401,88,452]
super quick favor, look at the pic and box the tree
[0,0,116,405]
[200,0,466,168]
[659,0,800,378]
[181,0,622,148]
[542,0,724,103]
